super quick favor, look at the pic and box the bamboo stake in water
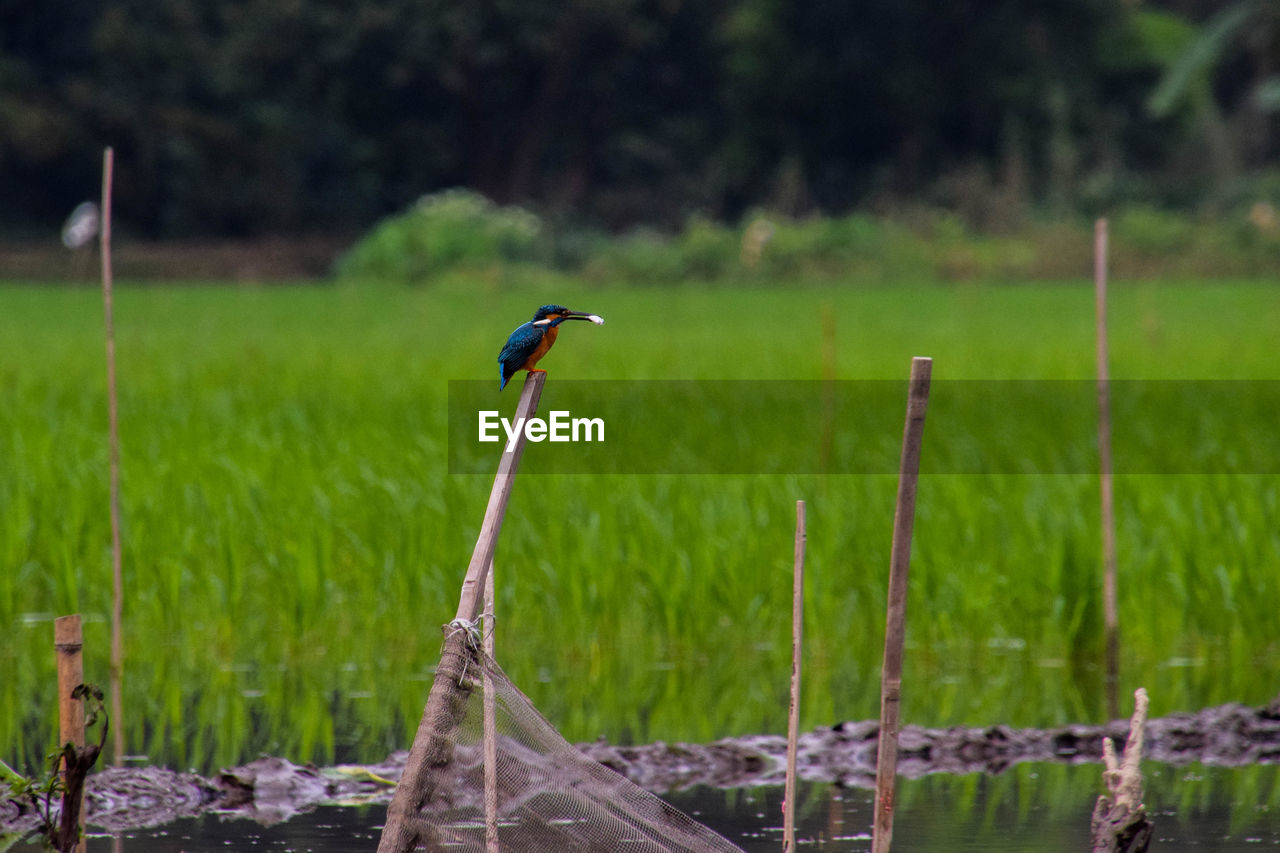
[782,500,806,853]
[55,616,86,755]
[54,615,87,853]
[378,370,545,853]
[1096,218,1119,722]
[871,356,932,853]
[482,558,499,853]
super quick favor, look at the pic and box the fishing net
[398,630,744,852]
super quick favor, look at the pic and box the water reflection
[9,763,1278,852]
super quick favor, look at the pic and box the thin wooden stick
[782,500,806,853]
[378,370,545,853]
[871,356,932,853]
[1096,217,1119,722]
[482,557,499,853]
[101,147,125,768]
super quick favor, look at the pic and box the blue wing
[498,322,545,389]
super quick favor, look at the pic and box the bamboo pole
[55,616,86,754]
[1096,218,1119,722]
[782,500,806,853]
[378,370,545,853]
[871,356,932,853]
[101,147,125,767]
[483,557,499,853]
[455,373,545,623]
[54,615,87,853]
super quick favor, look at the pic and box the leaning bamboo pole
[1096,218,1120,722]
[377,370,545,853]
[482,557,499,853]
[871,356,932,853]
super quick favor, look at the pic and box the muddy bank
[0,757,406,837]
[583,697,1280,792]
[3,698,1277,834]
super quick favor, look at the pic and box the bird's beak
[564,310,605,325]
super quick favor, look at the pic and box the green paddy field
[2,279,1278,774]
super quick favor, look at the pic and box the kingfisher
[498,304,604,390]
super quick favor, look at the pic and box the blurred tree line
[1,0,1277,238]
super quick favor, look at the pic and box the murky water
[13,763,1280,852]
[666,764,1280,852]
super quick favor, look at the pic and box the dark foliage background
[2,0,1277,238]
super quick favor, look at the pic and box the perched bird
[499,304,604,390]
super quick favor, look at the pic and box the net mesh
[406,642,745,852]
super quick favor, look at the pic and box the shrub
[580,228,689,284]
[335,189,543,282]
[1111,206,1194,255]
[676,217,739,280]
[335,193,1280,286]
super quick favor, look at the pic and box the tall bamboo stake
[101,147,125,768]
[871,356,932,853]
[782,500,806,853]
[378,370,545,853]
[1096,218,1119,722]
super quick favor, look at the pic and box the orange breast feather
[521,325,558,370]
